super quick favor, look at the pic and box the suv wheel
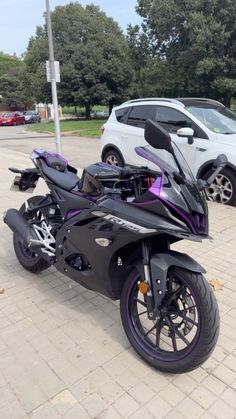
[103,149,124,167]
[204,167,236,206]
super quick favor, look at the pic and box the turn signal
[138,282,149,294]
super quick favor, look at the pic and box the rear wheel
[120,267,219,373]
[13,196,51,273]
[103,149,124,167]
[204,167,236,206]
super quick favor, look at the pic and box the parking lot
[0,127,236,418]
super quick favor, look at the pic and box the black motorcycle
[4,120,226,373]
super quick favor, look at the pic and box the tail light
[100,126,105,135]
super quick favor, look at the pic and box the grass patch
[26,119,105,137]
[74,129,101,137]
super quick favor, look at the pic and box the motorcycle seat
[41,160,80,191]
[46,156,67,172]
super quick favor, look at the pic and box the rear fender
[9,168,40,192]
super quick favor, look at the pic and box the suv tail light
[100,126,105,135]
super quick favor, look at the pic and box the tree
[24,3,134,117]
[127,24,151,97]
[0,53,34,109]
[130,0,236,105]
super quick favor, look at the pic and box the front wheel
[120,267,219,373]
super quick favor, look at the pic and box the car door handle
[196,147,207,152]
[121,135,128,140]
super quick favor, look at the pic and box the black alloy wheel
[120,267,219,373]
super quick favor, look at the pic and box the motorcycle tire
[120,266,220,373]
[13,196,50,273]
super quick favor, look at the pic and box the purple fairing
[135,146,160,167]
[46,152,68,166]
[158,196,197,234]
[30,148,68,165]
[150,173,163,196]
[71,190,97,202]
[31,148,44,160]
[66,209,81,219]
[134,147,197,234]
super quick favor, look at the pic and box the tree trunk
[85,103,91,119]
[222,94,231,108]
[108,100,113,115]
[75,106,77,114]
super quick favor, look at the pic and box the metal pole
[45,0,62,154]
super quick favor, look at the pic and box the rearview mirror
[177,127,194,144]
[145,119,173,154]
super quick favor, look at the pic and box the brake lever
[197,178,208,191]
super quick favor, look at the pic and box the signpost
[45,0,62,154]
[46,61,60,83]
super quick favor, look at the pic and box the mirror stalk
[171,147,186,181]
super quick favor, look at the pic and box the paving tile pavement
[0,146,236,418]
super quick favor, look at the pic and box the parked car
[101,97,236,205]
[92,110,109,118]
[0,111,25,126]
[23,110,41,124]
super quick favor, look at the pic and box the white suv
[101,98,236,205]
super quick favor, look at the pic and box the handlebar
[94,171,120,180]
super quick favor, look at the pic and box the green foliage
[24,3,134,117]
[0,53,34,109]
[129,0,236,105]
[0,52,21,75]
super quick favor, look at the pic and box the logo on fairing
[103,215,156,234]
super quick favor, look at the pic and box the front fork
[142,240,167,321]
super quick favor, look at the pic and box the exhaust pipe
[3,208,38,244]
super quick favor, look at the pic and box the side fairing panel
[55,213,144,299]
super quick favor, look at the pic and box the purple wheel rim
[126,272,201,362]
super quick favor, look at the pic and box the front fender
[150,250,206,279]
[132,249,205,278]
[131,250,205,314]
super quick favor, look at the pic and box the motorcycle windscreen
[135,144,208,215]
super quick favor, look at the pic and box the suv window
[127,105,154,128]
[115,107,130,124]
[154,106,192,133]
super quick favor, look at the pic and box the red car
[0,112,25,126]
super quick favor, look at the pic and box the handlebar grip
[94,172,120,180]
[120,168,134,178]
